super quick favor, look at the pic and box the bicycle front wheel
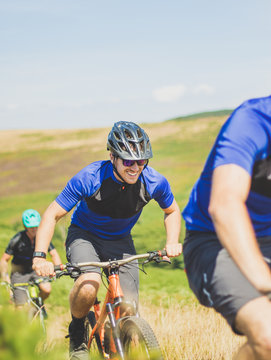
[120,316,163,360]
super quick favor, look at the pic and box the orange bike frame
[87,272,124,355]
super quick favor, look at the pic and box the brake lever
[55,270,67,279]
[146,253,172,265]
[160,258,172,264]
[153,256,171,264]
[56,264,82,279]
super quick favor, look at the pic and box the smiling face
[110,153,145,184]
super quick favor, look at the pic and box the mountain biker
[0,209,61,312]
[182,95,271,360]
[32,121,182,360]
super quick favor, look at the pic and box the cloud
[152,84,187,103]
[192,84,215,95]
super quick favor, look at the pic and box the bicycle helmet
[107,121,153,160]
[22,209,41,228]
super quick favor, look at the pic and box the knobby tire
[120,316,163,360]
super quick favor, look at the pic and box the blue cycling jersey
[182,95,271,236]
[56,160,174,240]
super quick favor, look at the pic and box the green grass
[0,113,227,359]
[169,108,233,122]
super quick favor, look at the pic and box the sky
[0,0,271,130]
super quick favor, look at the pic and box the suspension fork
[107,271,125,359]
[107,302,125,360]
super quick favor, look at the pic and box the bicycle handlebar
[1,277,52,289]
[54,250,168,276]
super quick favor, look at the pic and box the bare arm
[33,200,68,276]
[162,199,182,257]
[209,164,271,293]
[49,248,62,266]
[0,253,12,282]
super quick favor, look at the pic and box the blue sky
[1,0,270,129]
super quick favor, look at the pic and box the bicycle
[1,278,50,333]
[55,250,169,360]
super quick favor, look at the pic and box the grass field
[0,112,245,359]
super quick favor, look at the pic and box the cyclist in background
[32,121,182,360]
[0,209,61,314]
[182,95,271,360]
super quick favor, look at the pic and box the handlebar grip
[159,250,167,257]
[54,264,65,271]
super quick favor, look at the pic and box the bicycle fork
[106,302,125,360]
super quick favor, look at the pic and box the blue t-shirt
[182,95,271,237]
[56,161,174,240]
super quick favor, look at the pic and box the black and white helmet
[107,121,153,160]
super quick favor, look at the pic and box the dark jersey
[5,231,55,273]
[182,95,271,236]
[56,160,174,240]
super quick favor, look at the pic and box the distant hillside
[169,109,233,122]
[0,112,229,199]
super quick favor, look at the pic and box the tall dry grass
[140,300,245,360]
[45,299,245,360]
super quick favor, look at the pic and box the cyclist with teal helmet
[0,209,61,308]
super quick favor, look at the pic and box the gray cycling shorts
[10,271,47,306]
[66,224,139,304]
[183,230,271,334]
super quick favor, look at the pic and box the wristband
[33,251,46,259]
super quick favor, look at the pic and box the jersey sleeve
[213,106,269,175]
[5,233,21,255]
[153,175,174,209]
[55,167,94,212]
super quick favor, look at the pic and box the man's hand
[165,243,182,257]
[32,257,55,277]
[164,243,182,261]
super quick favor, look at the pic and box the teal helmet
[22,209,41,228]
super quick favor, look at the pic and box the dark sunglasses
[122,159,148,167]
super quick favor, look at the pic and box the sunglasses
[122,159,148,167]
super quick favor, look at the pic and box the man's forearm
[164,209,181,244]
[35,219,56,254]
[211,198,271,293]
[50,251,62,266]
[0,261,10,282]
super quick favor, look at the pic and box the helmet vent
[108,140,114,148]
[137,129,143,138]
[128,142,137,154]
[119,142,125,151]
[124,130,133,139]
[113,131,121,141]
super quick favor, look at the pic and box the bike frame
[88,267,129,359]
[11,279,47,332]
[55,250,167,360]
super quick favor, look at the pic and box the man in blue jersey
[182,95,271,360]
[32,121,182,360]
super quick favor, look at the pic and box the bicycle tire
[28,298,46,334]
[87,311,104,355]
[120,316,163,360]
